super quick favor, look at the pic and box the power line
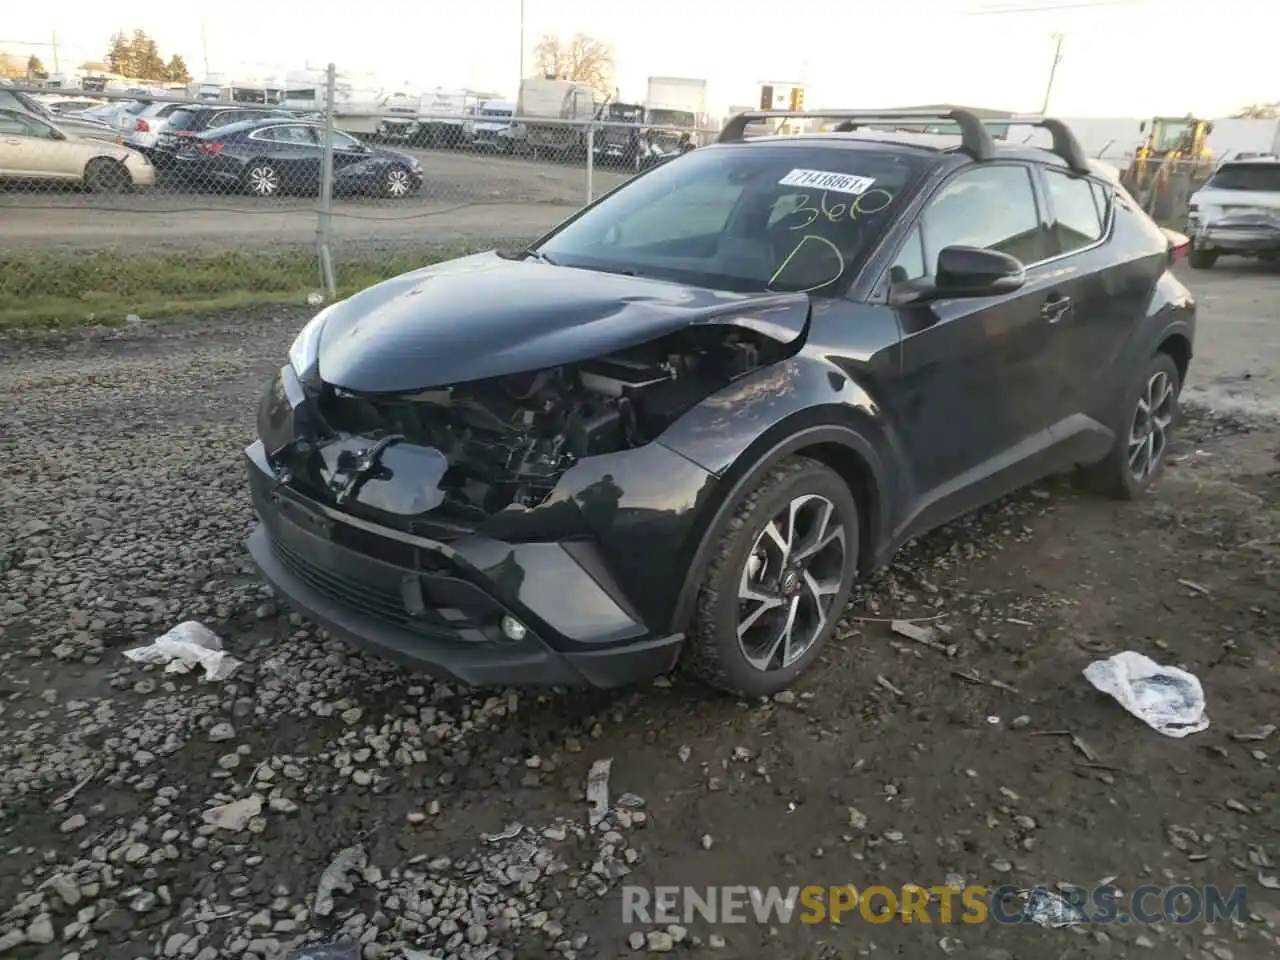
[965,0,1147,14]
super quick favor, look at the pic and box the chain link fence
[0,70,725,324]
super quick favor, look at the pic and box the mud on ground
[0,304,1277,960]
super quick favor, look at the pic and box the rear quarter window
[1043,169,1110,253]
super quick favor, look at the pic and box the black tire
[1188,249,1217,269]
[382,165,414,199]
[242,160,281,197]
[84,157,131,194]
[685,456,860,698]
[1079,352,1181,500]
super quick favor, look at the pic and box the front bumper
[244,441,684,688]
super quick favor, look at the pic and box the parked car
[0,107,154,192]
[151,104,294,168]
[174,117,422,197]
[124,101,190,159]
[1185,156,1280,268]
[0,89,121,143]
[243,110,1195,696]
[39,96,106,115]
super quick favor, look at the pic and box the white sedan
[0,108,155,192]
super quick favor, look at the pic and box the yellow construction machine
[1124,116,1215,217]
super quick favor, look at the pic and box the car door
[250,124,323,192]
[883,162,1065,515]
[1031,165,1130,435]
[323,128,372,185]
[0,110,76,180]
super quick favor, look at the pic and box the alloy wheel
[386,168,412,198]
[736,494,847,672]
[1129,370,1174,482]
[248,166,279,196]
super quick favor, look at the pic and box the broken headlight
[288,305,333,381]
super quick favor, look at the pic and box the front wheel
[1188,249,1217,269]
[1079,352,1181,500]
[685,457,859,698]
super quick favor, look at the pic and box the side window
[921,165,1045,269]
[888,224,926,282]
[257,125,316,145]
[0,111,32,136]
[1043,169,1108,253]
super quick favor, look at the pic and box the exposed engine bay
[318,329,772,520]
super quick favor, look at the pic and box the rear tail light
[196,141,224,156]
[135,118,150,133]
[1170,237,1190,263]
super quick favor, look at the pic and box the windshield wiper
[496,247,559,265]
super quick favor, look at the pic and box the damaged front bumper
[245,440,686,687]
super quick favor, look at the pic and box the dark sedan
[174,118,423,198]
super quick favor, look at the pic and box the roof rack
[717,109,997,161]
[996,115,1090,173]
[718,109,1092,174]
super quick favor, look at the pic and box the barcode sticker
[778,169,877,195]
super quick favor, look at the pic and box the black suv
[244,109,1196,697]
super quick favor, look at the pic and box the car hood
[316,251,811,393]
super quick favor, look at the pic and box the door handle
[1040,295,1073,323]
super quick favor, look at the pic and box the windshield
[647,109,695,129]
[1206,163,1280,192]
[536,144,926,294]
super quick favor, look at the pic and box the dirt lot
[0,147,627,255]
[0,265,1277,960]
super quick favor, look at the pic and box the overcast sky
[3,0,1274,118]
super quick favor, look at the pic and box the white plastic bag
[123,621,243,681]
[1083,651,1209,738]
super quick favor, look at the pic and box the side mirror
[889,246,1026,305]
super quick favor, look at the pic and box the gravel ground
[0,147,627,255]
[0,268,1278,960]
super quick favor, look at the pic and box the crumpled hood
[317,251,810,393]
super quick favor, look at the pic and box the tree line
[105,29,190,84]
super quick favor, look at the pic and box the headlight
[288,306,333,380]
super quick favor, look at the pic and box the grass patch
[0,246,483,329]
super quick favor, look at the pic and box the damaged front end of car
[244,258,813,687]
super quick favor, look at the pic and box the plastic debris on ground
[313,845,367,917]
[123,621,243,681]
[1019,887,1089,928]
[587,758,612,827]
[480,823,524,843]
[1082,651,1209,738]
[284,942,361,960]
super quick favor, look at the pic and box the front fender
[658,356,901,634]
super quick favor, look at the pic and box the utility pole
[201,19,211,77]
[518,0,526,85]
[1041,32,1064,115]
[51,30,60,74]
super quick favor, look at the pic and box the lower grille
[271,538,477,641]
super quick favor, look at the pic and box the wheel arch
[1157,330,1192,386]
[667,416,891,635]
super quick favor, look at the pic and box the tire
[1079,352,1181,501]
[383,165,413,199]
[685,456,860,698]
[243,161,281,197]
[1188,249,1217,269]
[84,157,131,194]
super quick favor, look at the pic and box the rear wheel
[84,157,131,194]
[1188,248,1217,269]
[1079,352,1181,500]
[686,457,859,698]
[243,161,281,197]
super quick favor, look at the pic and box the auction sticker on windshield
[778,169,877,195]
